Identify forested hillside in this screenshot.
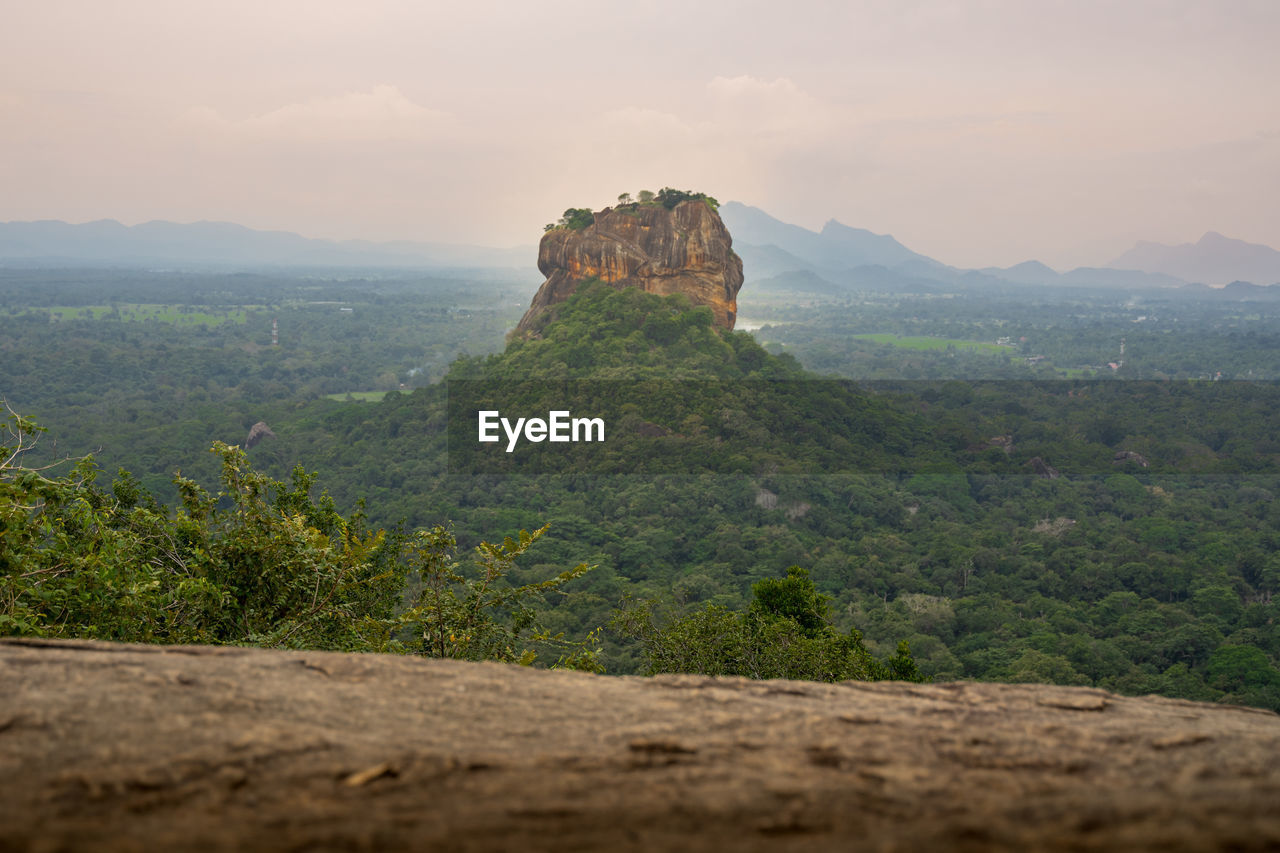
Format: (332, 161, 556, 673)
(3, 268, 1279, 708)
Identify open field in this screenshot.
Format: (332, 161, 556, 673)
(322, 390, 408, 402)
(851, 333, 1011, 354)
(27, 304, 254, 325)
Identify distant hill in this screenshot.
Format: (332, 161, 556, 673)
(1060, 267, 1189, 289)
(1110, 232, 1280, 286)
(0, 219, 534, 270)
(731, 243, 820, 279)
(719, 203, 944, 278)
(1220, 280, 1280, 300)
(721, 202, 1206, 294)
(745, 269, 843, 295)
(978, 260, 1062, 287)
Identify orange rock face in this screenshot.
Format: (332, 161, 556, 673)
(515, 200, 744, 334)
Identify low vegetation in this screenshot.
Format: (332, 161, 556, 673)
(544, 188, 721, 232)
(615, 566, 921, 682)
(1, 402, 919, 681)
(0, 406, 598, 668)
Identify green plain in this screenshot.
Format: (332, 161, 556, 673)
(34, 304, 251, 326)
(323, 390, 408, 402)
(851, 333, 1009, 354)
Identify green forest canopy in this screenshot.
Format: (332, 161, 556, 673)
(3, 268, 1279, 708)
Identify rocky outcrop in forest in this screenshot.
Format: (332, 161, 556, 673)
(515, 199, 744, 334)
(3, 638, 1279, 851)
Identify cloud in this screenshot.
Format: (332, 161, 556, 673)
(598, 107, 701, 141)
(706, 74, 803, 100)
(705, 75, 826, 140)
(596, 106, 691, 134)
(184, 85, 451, 142)
(598, 79, 821, 146)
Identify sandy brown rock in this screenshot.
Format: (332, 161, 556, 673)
(515, 201, 744, 334)
(244, 421, 275, 449)
(2, 638, 1279, 851)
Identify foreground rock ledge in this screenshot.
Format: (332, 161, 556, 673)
(2, 640, 1278, 852)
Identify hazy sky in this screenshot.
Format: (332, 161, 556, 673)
(2, 0, 1277, 270)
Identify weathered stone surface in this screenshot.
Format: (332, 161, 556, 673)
(244, 421, 275, 449)
(515, 201, 745, 334)
(3, 638, 1279, 851)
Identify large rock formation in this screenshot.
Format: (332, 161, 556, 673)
(515, 200, 745, 334)
(4, 638, 1280, 851)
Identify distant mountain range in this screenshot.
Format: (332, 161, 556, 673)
(719, 203, 1212, 294)
(718, 202, 944, 274)
(720, 203, 1280, 296)
(1109, 232, 1280, 287)
(3, 212, 1277, 295)
(0, 219, 534, 270)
